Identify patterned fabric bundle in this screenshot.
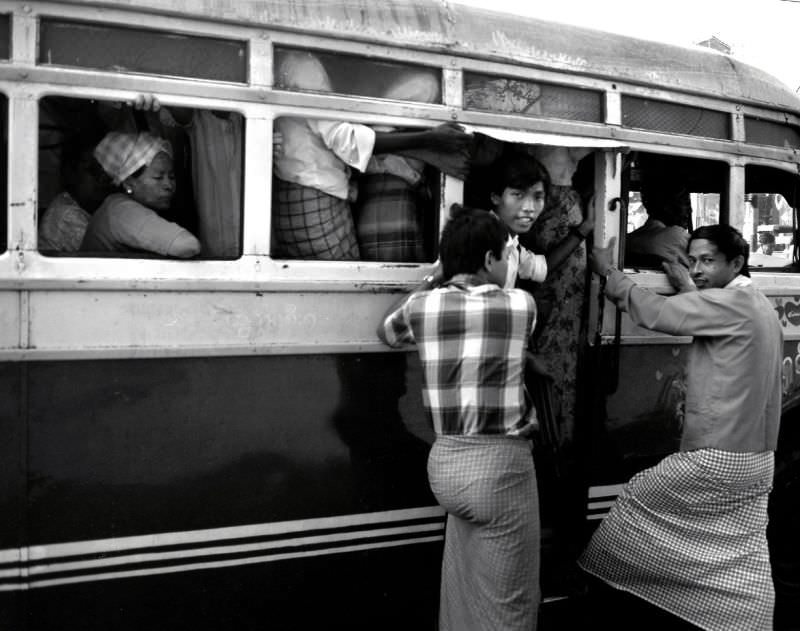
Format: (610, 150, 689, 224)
(579, 449, 775, 631)
(354, 173, 425, 262)
(273, 178, 360, 260)
(94, 131, 172, 185)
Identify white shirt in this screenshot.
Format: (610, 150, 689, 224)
(273, 118, 376, 200)
(504, 235, 547, 289)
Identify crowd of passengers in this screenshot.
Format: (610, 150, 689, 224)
(37, 50, 689, 268)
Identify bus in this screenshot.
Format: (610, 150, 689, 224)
(0, 1, 797, 628)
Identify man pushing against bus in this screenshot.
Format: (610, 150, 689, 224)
(377, 204, 541, 630)
(580, 225, 782, 631)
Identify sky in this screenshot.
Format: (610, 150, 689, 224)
(453, 0, 800, 94)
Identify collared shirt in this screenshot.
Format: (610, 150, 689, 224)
(605, 270, 782, 452)
(379, 274, 538, 437)
(273, 117, 376, 200)
(503, 235, 547, 289)
(625, 218, 689, 267)
(38, 192, 91, 252)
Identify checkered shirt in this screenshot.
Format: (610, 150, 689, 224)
(380, 274, 537, 436)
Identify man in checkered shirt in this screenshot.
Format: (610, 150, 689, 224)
(581, 224, 783, 631)
(378, 205, 541, 631)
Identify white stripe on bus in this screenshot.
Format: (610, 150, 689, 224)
(587, 484, 624, 499)
(587, 500, 616, 510)
(28, 523, 443, 575)
(23, 506, 445, 561)
(1, 535, 444, 591)
(586, 514, 607, 521)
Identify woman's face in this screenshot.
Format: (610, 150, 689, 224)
(127, 152, 176, 211)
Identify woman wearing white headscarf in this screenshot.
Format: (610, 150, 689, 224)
(81, 131, 201, 258)
(273, 51, 471, 261)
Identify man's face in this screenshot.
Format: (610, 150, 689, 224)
(688, 238, 741, 289)
(491, 181, 545, 235)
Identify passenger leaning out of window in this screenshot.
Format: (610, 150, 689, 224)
(81, 131, 201, 258)
(272, 50, 471, 261)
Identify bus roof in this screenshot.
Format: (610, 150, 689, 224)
(76, 0, 800, 113)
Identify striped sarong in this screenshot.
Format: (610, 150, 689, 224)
(579, 449, 775, 631)
(354, 173, 425, 262)
(273, 178, 360, 260)
(427, 435, 540, 631)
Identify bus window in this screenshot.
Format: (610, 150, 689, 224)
(621, 96, 731, 140)
(37, 96, 243, 259)
(743, 165, 799, 269)
(274, 47, 442, 103)
(271, 115, 442, 263)
(38, 19, 247, 83)
(464, 72, 603, 123)
(623, 151, 727, 268)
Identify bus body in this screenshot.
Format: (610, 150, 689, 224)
(0, 1, 798, 628)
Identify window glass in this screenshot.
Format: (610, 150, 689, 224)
(271, 115, 442, 263)
(623, 152, 727, 268)
(0, 14, 9, 60)
(621, 96, 730, 140)
(38, 19, 247, 83)
(274, 47, 441, 103)
(464, 72, 603, 122)
(743, 166, 798, 269)
(745, 117, 800, 150)
(38, 96, 243, 259)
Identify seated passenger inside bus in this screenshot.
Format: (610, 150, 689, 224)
(623, 153, 727, 270)
(272, 50, 471, 262)
(81, 131, 201, 258)
(38, 135, 114, 252)
(625, 175, 692, 268)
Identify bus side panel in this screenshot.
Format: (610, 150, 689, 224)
(25, 353, 434, 541)
(21, 353, 440, 628)
(588, 344, 685, 482)
(0, 363, 25, 628)
(593, 336, 800, 477)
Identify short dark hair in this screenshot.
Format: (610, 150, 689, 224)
(641, 178, 692, 229)
(440, 204, 508, 279)
(488, 152, 550, 197)
(690, 224, 750, 277)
